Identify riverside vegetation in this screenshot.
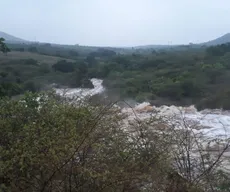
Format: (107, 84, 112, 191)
(1, 38, 230, 191)
(1, 39, 230, 109)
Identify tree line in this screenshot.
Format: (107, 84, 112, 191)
(3, 39, 230, 109)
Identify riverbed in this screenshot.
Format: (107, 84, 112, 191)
(55, 78, 230, 139)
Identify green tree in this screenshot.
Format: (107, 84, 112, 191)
(0, 38, 10, 54)
(23, 81, 38, 92)
(52, 60, 75, 73)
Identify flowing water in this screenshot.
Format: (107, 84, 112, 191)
(56, 79, 230, 139)
(55, 79, 230, 172)
(55, 78, 104, 98)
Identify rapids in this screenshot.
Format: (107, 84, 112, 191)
(55, 78, 104, 98)
(55, 79, 230, 139)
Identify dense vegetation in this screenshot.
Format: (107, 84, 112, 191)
(0, 92, 169, 191)
(1, 40, 230, 191)
(95, 43, 230, 109)
(2, 39, 230, 109)
(1, 92, 230, 192)
(100, 44, 230, 110)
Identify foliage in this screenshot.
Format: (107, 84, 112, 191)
(0, 92, 173, 192)
(206, 43, 230, 57)
(0, 38, 10, 54)
(0, 71, 22, 97)
(0, 92, 229, 191)
(3, 41, 230, 109)
(0, 55, 93, 98)
(92, 43, 230, 109)
(89, 48, 116, 58)
(52, 60, 75, 73)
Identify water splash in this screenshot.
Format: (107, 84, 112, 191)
(130, 103, 230, 138)
(55, 78, 104, 98)
(56, 79, 230, 138)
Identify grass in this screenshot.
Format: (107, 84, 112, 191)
(0, 51, 75, 65)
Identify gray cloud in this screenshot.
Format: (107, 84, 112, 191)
(1, 0, 230, 46)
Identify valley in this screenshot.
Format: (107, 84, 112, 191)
(1, 32, 230, 191)
(2, 0, 230, 190)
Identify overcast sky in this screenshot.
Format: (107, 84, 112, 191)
(1, 0, 230, 46)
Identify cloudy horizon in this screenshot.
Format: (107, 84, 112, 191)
(1, 0, 230, 46)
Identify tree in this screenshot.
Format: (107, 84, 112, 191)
(0, 38, 10, 55)
(0, 71, 22, 97)
(52, 60, 75, 73)
(86, 54, 96, 67)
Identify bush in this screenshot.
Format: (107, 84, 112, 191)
(39, 63, 51, 74)
(52, 60, 75, 73)
(23, 59, 38, 66)
(0, 92, 229, 191)
(81, 78, 94, 88)
(135, 92, 155, 102)
(157, 83, 183, 101)
(23, 81, 39, 92)
(0, 92, 172, 192)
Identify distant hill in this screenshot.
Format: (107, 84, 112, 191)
(201, 33, 230, 46)
(0, 31, 28, 43)
(133, 33, 230, 49)
(1, 30, 230, 48)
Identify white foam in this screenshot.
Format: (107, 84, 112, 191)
(55, 78, 105, 98)
(126, 102, 230, 139)
(185, 113, 230, 138)
(56, 79, 230, 139)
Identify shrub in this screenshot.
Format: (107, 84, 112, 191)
(52, 60, 75, 73)
(0, 92, 171, 191)
(23, 59, 38, 66)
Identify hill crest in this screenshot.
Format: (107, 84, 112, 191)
(0, 31, 27, 43)
(1, 31, 230, 47)
(200, 33, 230, 46)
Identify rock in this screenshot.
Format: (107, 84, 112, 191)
(135, 105, 154, 113)
(184, 105, 197, 114)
